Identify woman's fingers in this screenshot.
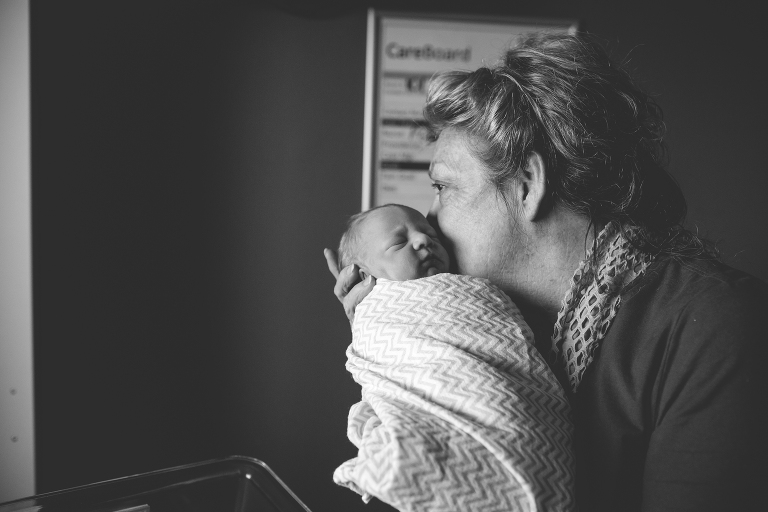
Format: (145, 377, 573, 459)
(325, 248, 376, 323)
(333, 263, 361, 303)
(324, 248, 340, 279)
(342, 275, 376, 323)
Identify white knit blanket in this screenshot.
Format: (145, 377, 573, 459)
(333, 274, 575, 512)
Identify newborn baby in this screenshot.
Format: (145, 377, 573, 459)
(337, 203, 450, 281)
(334, 204, 575, 512)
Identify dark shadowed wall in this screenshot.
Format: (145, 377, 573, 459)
(30, 0, 765, 510)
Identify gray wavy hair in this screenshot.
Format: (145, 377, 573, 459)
(424, 32, 714, 259)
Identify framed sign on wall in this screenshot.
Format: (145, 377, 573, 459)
(362, 10, 578, 215)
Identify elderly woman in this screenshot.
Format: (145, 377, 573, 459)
(326, 33, 767, 511)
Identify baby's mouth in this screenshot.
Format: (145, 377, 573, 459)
(422, 254, 441, 269)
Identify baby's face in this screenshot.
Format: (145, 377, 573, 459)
(358, 205, 450, 281)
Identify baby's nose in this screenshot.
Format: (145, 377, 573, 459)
(413, 234, 432, 250)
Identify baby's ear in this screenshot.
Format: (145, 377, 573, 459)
(358, 269, 370, 281)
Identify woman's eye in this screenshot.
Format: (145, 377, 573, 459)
(431, 183, 445, 193)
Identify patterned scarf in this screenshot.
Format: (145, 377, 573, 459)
(549, 223, 654, 394)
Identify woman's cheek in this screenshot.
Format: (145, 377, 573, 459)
(451, 245, 477, 276)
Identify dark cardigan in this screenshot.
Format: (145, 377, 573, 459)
(572, 257, 768, 512)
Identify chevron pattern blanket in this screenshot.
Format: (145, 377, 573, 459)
(333, 274, 575, 512)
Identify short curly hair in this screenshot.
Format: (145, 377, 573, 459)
(424, 32, 712, 258)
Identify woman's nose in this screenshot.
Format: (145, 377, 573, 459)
(427, 198, 439, 219)
(426, 211, 446, 242)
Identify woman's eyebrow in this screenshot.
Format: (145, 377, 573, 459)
(429, 160, 454, 181)
(428, 161, 441, 179)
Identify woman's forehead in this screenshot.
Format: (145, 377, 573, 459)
(430, 129, 488, 182)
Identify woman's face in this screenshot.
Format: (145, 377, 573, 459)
(427, 129, 524, 287)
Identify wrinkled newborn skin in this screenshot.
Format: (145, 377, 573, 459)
(357, 205, 451, 281)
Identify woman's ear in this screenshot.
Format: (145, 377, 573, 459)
(518, 151, 548, 222)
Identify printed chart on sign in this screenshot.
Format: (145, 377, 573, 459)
(364, 12, 577, 215)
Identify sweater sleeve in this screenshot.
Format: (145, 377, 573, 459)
(640, 277, 768, 512)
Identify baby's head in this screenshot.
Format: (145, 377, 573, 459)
(338, 204, 451, 281)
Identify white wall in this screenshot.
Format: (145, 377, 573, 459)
(0, 0, 35, 501)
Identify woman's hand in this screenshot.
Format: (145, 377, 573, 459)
(324, 248, 376, 324)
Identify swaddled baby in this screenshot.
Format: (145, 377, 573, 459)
(333, 204, 575, 512)
(336, 202, 451, 282)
